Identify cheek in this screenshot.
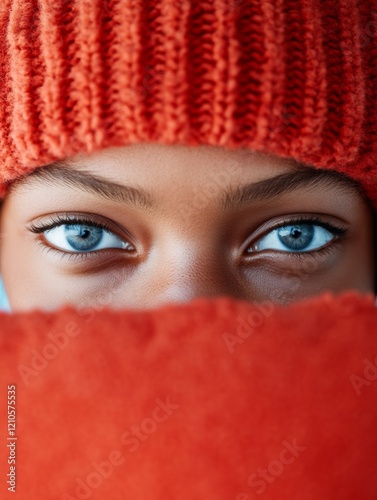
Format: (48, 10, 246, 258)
(239, 259, 329, 304)
(338, 218, 376, 292)
(239, 241, 375, 304)
(0, 233, 50, 311)
(331, 203, 376, 293)
(0, 205, 66, 311)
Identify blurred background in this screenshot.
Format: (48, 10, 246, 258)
(0, 277, 10, 311)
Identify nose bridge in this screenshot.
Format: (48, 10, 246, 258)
(147, 238, 234, 304)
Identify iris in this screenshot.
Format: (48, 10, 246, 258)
(65, 225, 103, 251)
(277, 224, 314, 251)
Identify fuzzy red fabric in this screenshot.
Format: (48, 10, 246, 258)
(1, 291, 377, 499)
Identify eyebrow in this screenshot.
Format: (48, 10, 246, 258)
(220, 167, 363, 211)
(23, 159, 154, 210)
(20, 158, 363, 212)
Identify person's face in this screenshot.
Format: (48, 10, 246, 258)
(0, 144, 375, 312)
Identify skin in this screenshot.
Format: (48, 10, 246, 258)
(0, 143, 375, 312)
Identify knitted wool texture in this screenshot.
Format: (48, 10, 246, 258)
(0, 0, 376, 206)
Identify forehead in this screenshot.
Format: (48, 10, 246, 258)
(68, 143, 299, 188)
(8, 143, 365, 220)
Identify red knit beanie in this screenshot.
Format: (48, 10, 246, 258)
(0, 0, 376, 207)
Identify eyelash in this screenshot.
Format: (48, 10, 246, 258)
(29, 214, 111, 234)
(29, 214, 128, 262)
(245, 215, 348, 258)
(28, 214, 348, 262)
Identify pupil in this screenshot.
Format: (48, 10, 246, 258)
(65, 224, 103, 251)
(292, 229, 301, 238)
(278, 224, 314, 251)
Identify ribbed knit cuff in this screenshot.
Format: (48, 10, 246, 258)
(0, 0, 376, 206)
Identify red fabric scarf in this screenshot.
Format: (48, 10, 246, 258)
(1, 292, 377, 499)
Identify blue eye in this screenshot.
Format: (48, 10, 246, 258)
(250, 223, 336, 253)
(43, 223, 133, 253)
